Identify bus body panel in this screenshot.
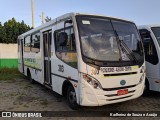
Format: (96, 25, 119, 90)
(49, 18, 79, 97)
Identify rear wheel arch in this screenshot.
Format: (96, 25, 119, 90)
(27, 68, 31, 78)
(27, 68, 35, 84)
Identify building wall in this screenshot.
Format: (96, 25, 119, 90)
(0, 43, 18, 68)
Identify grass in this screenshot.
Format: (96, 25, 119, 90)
(0, 68, 25, 80)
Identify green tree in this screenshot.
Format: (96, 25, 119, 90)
(0, 18, 32, 43)
(0, 22, 3, 43)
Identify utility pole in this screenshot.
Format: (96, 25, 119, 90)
(31, 0, 35, 28)
(42, 12, 44, 24)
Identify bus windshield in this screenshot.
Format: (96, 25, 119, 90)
(151, 27, 160, 45)
(76, 16, 143, 62)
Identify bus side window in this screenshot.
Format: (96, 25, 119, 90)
(24, 36, 31, 52)
(139, 29, 158, 65)
(55, 27, 77, 68)
(31, 32, 40, 53)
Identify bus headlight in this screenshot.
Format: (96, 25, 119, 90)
(140, 66, 145, 73)
(138, 73, 145, 84)
(82, 74, 102, 89)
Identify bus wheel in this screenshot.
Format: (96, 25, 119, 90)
(143, 78, 149, 95)
(67, 85, 79, 110)
(144, 78, 149, 91)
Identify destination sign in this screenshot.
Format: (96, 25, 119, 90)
(100, 66, 137, 73)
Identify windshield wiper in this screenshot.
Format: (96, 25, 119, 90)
(114, 31, 138, 64)
(119, 39, 138, 64)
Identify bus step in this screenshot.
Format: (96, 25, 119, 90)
(44, 84, 52, 90)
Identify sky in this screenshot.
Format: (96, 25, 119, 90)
(0, 0, 160, 27)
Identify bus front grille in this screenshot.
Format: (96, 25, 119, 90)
(102, 84, 137, 91)
(106, 95, 133, 101)
(103, 72, 137, 77)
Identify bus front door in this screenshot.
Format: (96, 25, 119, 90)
(43, 31, 52, 86)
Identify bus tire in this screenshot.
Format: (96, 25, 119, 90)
(144, 78, 149, 91)
(67, 85, 79, 110)
(27, 70, 35, 84)
(143, 78, 149, 95)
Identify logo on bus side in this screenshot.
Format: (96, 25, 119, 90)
(120, 80, 126, 86)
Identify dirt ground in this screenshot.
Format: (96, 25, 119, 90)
(0, 78, 160, 120)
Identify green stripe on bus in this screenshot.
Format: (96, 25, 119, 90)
(0, 59, 18, 68)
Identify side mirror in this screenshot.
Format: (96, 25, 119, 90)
(139, 29, 150, 36)
(65, 19, 72, 24)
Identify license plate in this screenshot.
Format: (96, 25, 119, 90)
(117, 89, 128, 96)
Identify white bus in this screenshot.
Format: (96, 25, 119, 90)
(18, 13, 145, 109)
(138, 25, 160, 92)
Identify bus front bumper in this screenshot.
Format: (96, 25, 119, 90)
(79, 82, 144, 106)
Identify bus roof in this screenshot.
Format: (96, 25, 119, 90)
(138, 24, 160, 29)
(18, 12, 134, 38)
